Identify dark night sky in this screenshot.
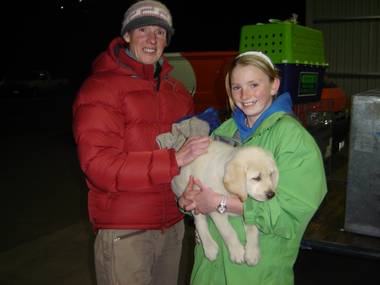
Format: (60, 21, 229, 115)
(1, 0, 305, 82)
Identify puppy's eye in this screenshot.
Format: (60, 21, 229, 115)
(251, 175, 261, 182)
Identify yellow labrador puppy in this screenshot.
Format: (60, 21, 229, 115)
(172, 140, 279, 266)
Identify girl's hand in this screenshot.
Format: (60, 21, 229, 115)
(178, 176, 200, 211)
(190, 178, 220, 215)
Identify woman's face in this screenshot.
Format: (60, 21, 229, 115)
(123, 25, 167, 65)
(230, 64, 279, 127)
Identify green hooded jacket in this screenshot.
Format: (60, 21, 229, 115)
(190, 110, 327, 285)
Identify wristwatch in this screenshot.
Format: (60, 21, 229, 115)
(217, 195, 227, 214)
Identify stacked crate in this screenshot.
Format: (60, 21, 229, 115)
(239, 21, 328, 103)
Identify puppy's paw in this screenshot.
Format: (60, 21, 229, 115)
(229, 244, 245, 264)
(245, 246, 261, 266)
(203, 240, 219, 261)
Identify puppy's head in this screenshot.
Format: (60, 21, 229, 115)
(223, 147, 279, 202)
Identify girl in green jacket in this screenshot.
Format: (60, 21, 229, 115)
(179, 51, 327, 285)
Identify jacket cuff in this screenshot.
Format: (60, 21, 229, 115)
(243, 198, 291, 239)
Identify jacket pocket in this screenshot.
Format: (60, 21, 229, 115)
(112, 229, 146, 242)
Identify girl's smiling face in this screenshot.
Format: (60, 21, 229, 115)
(230, 64, 279, 127)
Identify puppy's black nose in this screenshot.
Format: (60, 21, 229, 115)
(266, 191, 275, 199)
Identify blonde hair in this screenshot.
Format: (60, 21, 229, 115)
(225, 52, 280, 111)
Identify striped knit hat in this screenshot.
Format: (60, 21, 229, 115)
(121, 0, 174, 44)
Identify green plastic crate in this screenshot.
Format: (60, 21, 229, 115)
(239, 21, 328, 66)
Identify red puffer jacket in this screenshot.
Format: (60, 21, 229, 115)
(72, 37, 194, 231)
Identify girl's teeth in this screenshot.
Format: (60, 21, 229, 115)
(243, 101, 257, 106)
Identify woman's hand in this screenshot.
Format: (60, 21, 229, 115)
(175, 136, 210, 167)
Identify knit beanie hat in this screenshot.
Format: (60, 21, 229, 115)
(121, 0, 174, 45)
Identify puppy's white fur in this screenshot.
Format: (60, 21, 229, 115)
(172, 140, 279, 265)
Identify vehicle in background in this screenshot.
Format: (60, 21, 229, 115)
(165, 18, 349, 163)
(0, 69, 70, 97)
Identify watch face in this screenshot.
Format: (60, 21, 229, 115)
(217, 204, 226, 214)
(217, 196, 227, 214)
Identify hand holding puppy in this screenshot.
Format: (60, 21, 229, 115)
(175, 136, 210, 167)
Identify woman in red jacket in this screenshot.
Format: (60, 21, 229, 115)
(72, 1, 209, 284)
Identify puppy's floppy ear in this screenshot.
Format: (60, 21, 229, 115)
(223, 162, 248, 202)
(270, 162, 280, 189)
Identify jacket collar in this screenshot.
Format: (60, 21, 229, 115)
(213, 109, 292, 144)
(92, 37, 173, 82)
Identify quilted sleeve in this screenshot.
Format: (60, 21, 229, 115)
(72, 77, 180, 193)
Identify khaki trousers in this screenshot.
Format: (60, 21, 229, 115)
(94, 220, 185, 285)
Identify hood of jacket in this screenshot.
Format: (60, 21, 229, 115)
(232, 92, 293, 141)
